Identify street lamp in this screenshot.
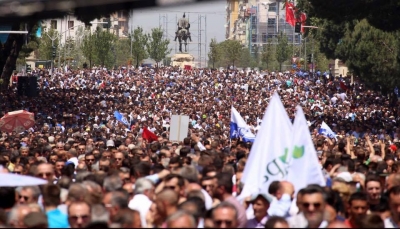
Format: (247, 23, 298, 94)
(45, 21, 107, 74)
(302, 26, 319, 74)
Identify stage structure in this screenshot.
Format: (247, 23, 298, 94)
(159, 13, 207, 68)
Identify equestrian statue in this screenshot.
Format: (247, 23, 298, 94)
(174, 13, 192, 53)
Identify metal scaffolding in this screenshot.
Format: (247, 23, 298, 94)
(159, 13, 207, 68)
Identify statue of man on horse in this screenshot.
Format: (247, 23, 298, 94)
(174, 13, 192, 53)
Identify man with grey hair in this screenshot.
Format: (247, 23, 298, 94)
(166, 210, 197, 228)
(103, 190, 129, 219)
(16, 186, 41, 205)
(103, 175, 123, 192)
(128, 178, 155, 228)
(7, 204, 32, 227)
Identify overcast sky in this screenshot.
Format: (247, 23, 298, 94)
(129, 1, 226, 61)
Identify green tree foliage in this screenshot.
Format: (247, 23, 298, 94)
(276, 33, 290, 71)
(296, 0, 400, 32)
(80, 30, 96, 68)
(208, 38, 221, 68)
(336, 20, 400, 89)
(93, 27, 116, 67)
(261, 39, 275, 70)
(219, 40, 242, 67)
(130, 27, 148, 67)
(17, 23, 40, 66)
(37, 28, 59, 60)
(146, 27, 170, 66)
(115, 38, 131, 67)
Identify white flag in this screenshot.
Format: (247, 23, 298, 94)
(239, 92, 292, 200)
(319, 121, 337, 140)
(230, 106, 255, 142)
(287, 106, 326, 193)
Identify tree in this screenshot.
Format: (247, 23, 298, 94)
(130, 27, 148, 68)
(220, 40, 242, 67)
(17, 23, 40, 67)
(80, 30, 96, 68)
(208, 38, 221, 69)
(335, 19, 400, 89)
(114, 38, 131, 67)
(93, 27, 116, 67)
(296, 0, 400, 32)
(37, 28, 59, 61)
(146, 27, 170, 66)
(276, 32, 290, 71)
(261, 39, 275, 70)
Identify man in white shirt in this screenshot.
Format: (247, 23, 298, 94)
(128, 178, 155, 228)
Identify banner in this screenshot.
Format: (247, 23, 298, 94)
(287, 106, 326, 193)
(114, 111, 130, 127)
(230, 106, 255, 142)
(239, 92, 293, 200)
(319, 121, 337, 140)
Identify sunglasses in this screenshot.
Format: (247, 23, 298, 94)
(37, 172, 53, 178)
(214, 220, 233, 227)
(202, 184, 214, 189)
(18, 195, 29, 201)
(13, 171, 22, 174)
(115, 158, 123, 161)
(69, 215, 90, 222)
(86, 159, 95, 162)
(302, 202, 322, 209)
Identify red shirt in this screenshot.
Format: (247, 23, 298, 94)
(344, 219, 356, 228)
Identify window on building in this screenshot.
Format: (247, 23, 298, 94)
(267, 18, 276, 25)
(252, 34, 257, 42)
(50, 20, 57, 30)
(68, 21, 74, 30)
(262, 33, 267, 43)
(269, 3, 277, 12)
(118, 11, 123, 18)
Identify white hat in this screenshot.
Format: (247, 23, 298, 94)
(336, 172, 353, 183)
(106, 140, 115, 147)
(128, 144, 136, 150)
(48, 136, 55, 143)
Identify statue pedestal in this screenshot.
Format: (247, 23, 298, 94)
(171, 53, 195, 68)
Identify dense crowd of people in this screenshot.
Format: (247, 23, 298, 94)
(0, 65, 400, 228)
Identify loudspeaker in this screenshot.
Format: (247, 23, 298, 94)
(17, 77, 29, 97)
(17, 77, 37, 97)
(27, 77, 38, 97)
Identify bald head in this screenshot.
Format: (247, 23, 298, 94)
(387, 174, 400, 190)
(157, 189, 179, 207)
(327, 221, 350, 228)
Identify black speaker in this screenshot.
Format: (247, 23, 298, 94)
(17, 77, 29, 97)
(27, 77, 38, 97)
(17, 77, 37, 97)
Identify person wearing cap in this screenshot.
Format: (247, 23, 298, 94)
(245, 193, 272, 228)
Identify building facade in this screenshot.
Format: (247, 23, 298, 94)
(226, 0, 301, 55)
(41, 10, 130, 45)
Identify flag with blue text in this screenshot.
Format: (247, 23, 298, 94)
(230, 106, 256, 142)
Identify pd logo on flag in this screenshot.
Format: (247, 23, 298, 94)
(263, 145, 304, 183)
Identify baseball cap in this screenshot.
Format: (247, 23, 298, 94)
(249, 192, 273, 203)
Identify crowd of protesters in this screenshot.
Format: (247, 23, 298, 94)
(0, 65, 400, 228)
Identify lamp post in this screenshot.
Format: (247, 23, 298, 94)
(301, 26, 319, 74)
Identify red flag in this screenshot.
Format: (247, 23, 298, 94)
(340, 81, 348, 91)
(142, 127, 158, 143)
(299, 13, 307, 33)
(285, 2, 296, 27)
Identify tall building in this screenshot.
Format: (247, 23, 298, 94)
(41, 10, 130, 45)
(226, 0, 301, 54)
